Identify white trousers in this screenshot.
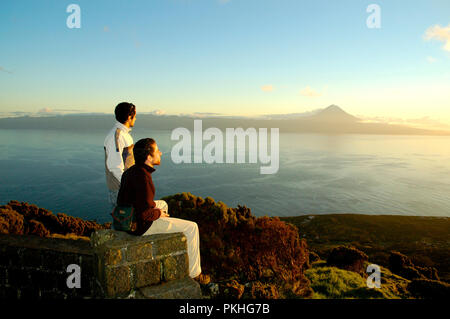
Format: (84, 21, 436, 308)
(108, 190, 119, 209)
(143, 200, 202, 278)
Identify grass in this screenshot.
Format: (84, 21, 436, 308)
(306, 261, 411, 299)
(280, 214, 450, 282)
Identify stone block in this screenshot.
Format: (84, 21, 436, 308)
(138, 277, 202, 299)
(152, 234, 187, 257)
(134, 260, 161, 288)
(90, 230, 193, 299)
(0, 267, 7, 286)
(90, 229, 118, 248)
(127, 243, 153, 263)
(19, 286, 41, 299)
(162, 253, 189, 282)
(3, 246, 22, 267)
(7, 268, 31, 288)
(104, 265, 131, 298)
(0, 247, 9, 267)
(0, 286, 19, 299)
(40, 289, 66, 299)
(79, 254, 95, 278)
(91, 229, 141, 249)
(40, 250, 69, 271)
(79, 275, 95, 297)
(55, 270, 76, 292)
(21, 248, 43, 268)
(30, 270, 58, 290)
(103, 248, 123, 266)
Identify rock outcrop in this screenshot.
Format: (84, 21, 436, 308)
(326, 246, 368, 275)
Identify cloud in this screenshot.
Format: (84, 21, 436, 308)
(188, 112, 223, 118)
(405, 116, 450, 129)
(427, 56, 437, 63)
(176, 112, 246, 119)
(299, 86, 322, 97)
(150, 109, 165, 115)
(0, 111, 31, 119)
(0, 110, 109, 119)
(52, 108, 83, 112)
(358, 115, 450, 130)
(424, 24, 450, 52)
(0, 66, 13, 74)
(261, 84, 273, 92)
(259, 109, 323, 120)
(38, 107, 53, 113)
(36, 108, 82, 115)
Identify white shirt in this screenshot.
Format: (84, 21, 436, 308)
(104, 121, 134, 182)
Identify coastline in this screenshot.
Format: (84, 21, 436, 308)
(1, 197, 449, 299)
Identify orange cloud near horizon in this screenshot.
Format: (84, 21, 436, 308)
(424, 24, 450, 52)
(261, 84, 274, 92)
(299, 86, 322, 97)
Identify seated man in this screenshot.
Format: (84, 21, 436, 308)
(117, 138, 202, 279)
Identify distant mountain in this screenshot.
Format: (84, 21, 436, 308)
(281, 105, 449, 135)
(0, 105, 449, 136)
(308, 105, 359, 123)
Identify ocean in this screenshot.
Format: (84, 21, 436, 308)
(1, 128, 449, 223)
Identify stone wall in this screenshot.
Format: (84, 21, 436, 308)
(0, 230, 201, 299)
(0, 233, 95, 299)
(91, 229, 201, 299)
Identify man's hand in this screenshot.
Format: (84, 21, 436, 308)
(160, 211, 170, 218)
(155, 208, 170, 218)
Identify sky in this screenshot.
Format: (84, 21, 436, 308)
(1, 0, 449, 129)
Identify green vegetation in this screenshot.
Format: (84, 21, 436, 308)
(306, 261, 410, 299)
(280, 214, 450, 282)
(2, 198, 449, 299)
(0, 200, 110, 240)
(161, 192, 312, 298)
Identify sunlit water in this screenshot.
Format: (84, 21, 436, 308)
(1, 128, 449, 223)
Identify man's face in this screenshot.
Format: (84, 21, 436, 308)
(129, 114, 137, 127)
(150, 143, 162, 166)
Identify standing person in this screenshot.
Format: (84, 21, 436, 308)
(117, 138, 202, 279)
(104, 102, 136, 209)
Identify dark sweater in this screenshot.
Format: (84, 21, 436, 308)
(117, 163, 161, 235)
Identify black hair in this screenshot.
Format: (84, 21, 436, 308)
(114, 102, 136, 124)
(133, 138, 156, 164)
